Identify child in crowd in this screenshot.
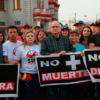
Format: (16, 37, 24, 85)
(69, 30, 85, 100)
(69, 30, 85, 51)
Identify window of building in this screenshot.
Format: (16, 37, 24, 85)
(15, 21, 21, 25)
(14, 0, 20, 9)
(0, 22, 5, 26)
(0, 0, 4, 10)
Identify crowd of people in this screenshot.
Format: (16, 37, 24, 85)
(0, 19, 100, 100)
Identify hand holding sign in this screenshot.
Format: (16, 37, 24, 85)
(59, 51, 66, 55)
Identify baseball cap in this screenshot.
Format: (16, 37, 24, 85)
(90, 23, 96, 26)
(95, 19, 100, 26)
(69, 30, 79, 36)
(62, 25, 69, 30)
(22, 23, 31, 28)
(74, 21, 85, 26)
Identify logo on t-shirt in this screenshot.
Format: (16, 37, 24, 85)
(13, 47, 18, 55)
(26, 50, 38, 65)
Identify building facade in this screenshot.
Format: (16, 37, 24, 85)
(0, 0, 60, 35)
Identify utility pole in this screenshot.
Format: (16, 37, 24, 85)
(96, 13, 99, 20)
(75, 13, 77, 23)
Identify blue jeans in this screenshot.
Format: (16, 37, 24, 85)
(47, 85, 67, 100)
(22, 73, 40, 100)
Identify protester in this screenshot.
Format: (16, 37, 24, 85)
(74, 21, 85, 41)
(17, 23, 31, 42)
(69, 30, 85, 51)
(10, 31, 40, 100)
(0, 31, 5, 44)
(37, 30, 47, 45)
(33, 26, 40, 36)
(89, 19, 100, 100)
(3, 26, 23, 100)
(90, 23, 96, 34)
(41, 21, 75, 100)
(69, 30, 85, 100)
(80, 26, 95, 100)
(61, 25, 69, 37)
(80, 26, 92, 49)
(36, 30, 48, 100)
(0, 43, 3, 100)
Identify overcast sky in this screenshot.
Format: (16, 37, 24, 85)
(58, 0, 100, 24)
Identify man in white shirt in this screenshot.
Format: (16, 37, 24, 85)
(3, 26, 22, 100)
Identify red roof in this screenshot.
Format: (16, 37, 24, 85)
(34, 18, 52, 21)
(48, 0, 60, 7)
(33, 12, 54, 17)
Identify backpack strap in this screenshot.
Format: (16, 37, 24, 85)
(21, 35, 24, 42)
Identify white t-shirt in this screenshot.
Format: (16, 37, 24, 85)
(14, 45, 41, 74)
(3, 40, 22, 61)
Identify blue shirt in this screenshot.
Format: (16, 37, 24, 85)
(74, 43, 85, 52)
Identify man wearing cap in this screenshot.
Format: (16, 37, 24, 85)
(17, 23, 31, 42)
(41, 21, 75, 100)
(74, 21, 85, 41)
(89, 19, 100, 100)
(32, 26, 40, 36)
(90, 23, 96, 34)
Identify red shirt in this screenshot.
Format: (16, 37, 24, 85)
(16, 35, 25, 42)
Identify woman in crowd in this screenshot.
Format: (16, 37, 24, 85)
(10, 31, 41, 100)
(37, 30, 48, 46)
(37, 30, 48, 100)
(80, 26, 92, 49)
(0, 31, 5, 44)
(80, 26, 95, 100)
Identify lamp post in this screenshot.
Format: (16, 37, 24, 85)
(96, 13, 99, 20)
(75, 13, 77, 23)
(69, 13, 77, 28)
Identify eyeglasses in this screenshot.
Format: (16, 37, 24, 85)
(51, 26, 60, 28)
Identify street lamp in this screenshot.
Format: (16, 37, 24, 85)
(96, 13, 99, 20)
(69, 13, 77, 28)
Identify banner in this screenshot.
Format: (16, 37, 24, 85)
(84, 49, 100, 82)
(0, 64, 19, 97)
(36, 53, 91, 87)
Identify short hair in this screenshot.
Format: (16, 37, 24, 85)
(49, 21, 61, 28)
(7, 25, 18, 32)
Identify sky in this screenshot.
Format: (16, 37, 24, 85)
(58, 0, 100, 24)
